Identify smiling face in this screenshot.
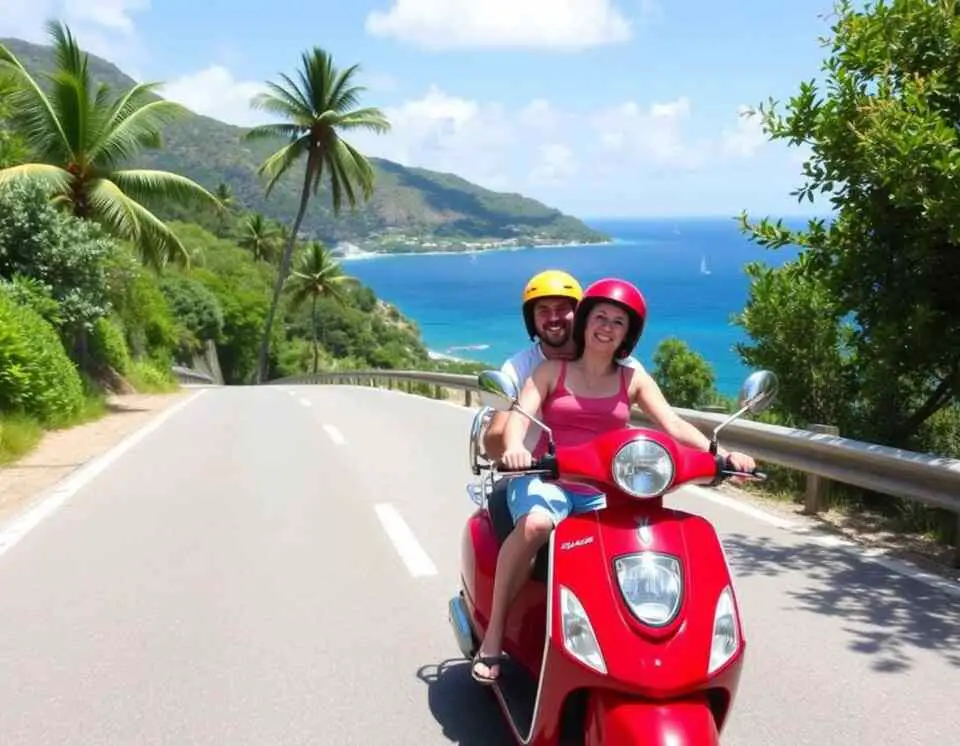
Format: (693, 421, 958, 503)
(533, 297, 576, 348)
(584, 301, 630, 355)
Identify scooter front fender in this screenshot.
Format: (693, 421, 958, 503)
(584, 690, 719, 746)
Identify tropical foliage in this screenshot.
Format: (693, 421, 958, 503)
(0, 21, 220, 268)
(735, 0, 960, 542)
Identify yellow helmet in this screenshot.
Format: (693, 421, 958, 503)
(521, 269, 583, 339)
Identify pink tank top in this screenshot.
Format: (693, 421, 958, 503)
(532, 362, 633, 459)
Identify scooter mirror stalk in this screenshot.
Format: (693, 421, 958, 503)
(710, 370, 779, 454)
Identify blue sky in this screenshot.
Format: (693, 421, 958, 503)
(1, 0, 837, 219)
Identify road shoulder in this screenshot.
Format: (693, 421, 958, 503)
(0, 390, 194, 525)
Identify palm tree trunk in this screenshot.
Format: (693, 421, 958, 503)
(253, 151, 317, 384)
(311, 293, 319, 374)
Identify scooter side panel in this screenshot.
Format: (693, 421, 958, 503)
(461, 509, 497, 626)
(462, 508, 549, 676)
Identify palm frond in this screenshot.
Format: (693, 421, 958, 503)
(327, 62, 363, 112)
(242, 122, 302, 144)
(256, 136, 310, 196)
(0, 162, 72, 194)
(0, 43, 70, 160)
(110, 168, 220, 212)
(103, 81, 166, 134)
(324, 137, 376, 211)
(334, 107, 391, 134)
(90, 99, 189, 166)
(251, 78, 315, 121)
(88, 177, 190, 268)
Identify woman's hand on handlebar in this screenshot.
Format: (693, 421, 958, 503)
(501, 445, 533, 470)
(725, 451, 756, 473)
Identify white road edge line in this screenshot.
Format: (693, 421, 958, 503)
(0, 389, 208, 559)
(684, 484, 960, 599)
(322, 424, 346, 445)
(373, 503, 438, 577)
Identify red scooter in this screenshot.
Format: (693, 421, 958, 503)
(448, 369, 778, 745)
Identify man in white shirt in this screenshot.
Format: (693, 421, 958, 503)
(482, 269, 583, 458)
(482, 269, 640, 458)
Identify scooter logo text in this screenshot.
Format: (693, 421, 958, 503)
(560, 536, 595, 551)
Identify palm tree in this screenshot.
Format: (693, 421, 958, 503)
(236, 212, 280, 263)
(213, 182, 235, 236)
(242, 46, 390, 383)
(0, 21, 220, 268)
(287, 241, 354, 374)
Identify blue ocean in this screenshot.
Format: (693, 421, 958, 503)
(341, 217, 804, 396)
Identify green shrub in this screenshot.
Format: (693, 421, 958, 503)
(0, 291, 85, 424)
(103, 245, 179, 362)
(158, 273, 225, 357)
(89, 315, 132, 374)
(126, 360, 178, 393)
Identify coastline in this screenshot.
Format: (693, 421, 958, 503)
(334, 237, 615, 261)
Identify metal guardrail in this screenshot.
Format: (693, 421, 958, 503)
(271, 369, 960, 563)
(171, 365, 216, 384)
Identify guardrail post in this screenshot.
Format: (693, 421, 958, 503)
(954, 515, 960, 568)
(804, 424, 840, 514)
(465, 389, 472, 407)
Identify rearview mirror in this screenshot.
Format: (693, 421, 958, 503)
(738, 370, 779, 414)
(476, 370, 517, 412)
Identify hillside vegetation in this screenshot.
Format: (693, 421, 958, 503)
(0, 37, 607, 252)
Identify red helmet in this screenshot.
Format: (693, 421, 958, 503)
(572, 278, 648, 359)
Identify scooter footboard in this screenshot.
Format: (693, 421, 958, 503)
(583, 690, 719, 746)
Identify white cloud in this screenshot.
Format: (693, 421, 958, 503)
(528, 144, 579, 186)
(720, 105, 767, 158)
(590, 97, 705, 169)
(364, 0, 632, 51)
(160, 66, 268, 127)
(61, 0, 148, 34)
(360, 85, 517, 188)
(0, 0, 150, 74)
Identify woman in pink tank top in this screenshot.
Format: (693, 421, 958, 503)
(472, 277, 758, 685)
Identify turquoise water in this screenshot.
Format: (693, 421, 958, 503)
(341, 217, 802, 396)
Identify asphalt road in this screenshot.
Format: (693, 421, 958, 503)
(0, 384, 957, 745)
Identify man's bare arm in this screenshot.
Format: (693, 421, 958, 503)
(481, 411, 511, 460)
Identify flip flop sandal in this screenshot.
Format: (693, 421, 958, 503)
(471, 653, 508, 685)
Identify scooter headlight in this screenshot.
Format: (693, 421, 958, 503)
(611, 438, 675, 497)
(614, 552, 683, 627)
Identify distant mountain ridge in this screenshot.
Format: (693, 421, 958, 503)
(0, 37, 609, 252)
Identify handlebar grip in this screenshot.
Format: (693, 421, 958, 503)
(709, 454, 765, 485)
(495, 454, 559, 479)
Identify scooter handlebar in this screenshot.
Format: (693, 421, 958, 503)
(715, 453, 766, 482)
(483, 453, 560, 479)
(482, 450, 763, 486)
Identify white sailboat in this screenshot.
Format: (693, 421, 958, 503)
(700, 255, 711, 275)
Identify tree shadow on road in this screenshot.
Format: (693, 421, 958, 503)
(416, 658, 513, 745)
(723, 532, 960, 673)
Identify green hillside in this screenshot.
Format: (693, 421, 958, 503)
(0, 37, 608, 253)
